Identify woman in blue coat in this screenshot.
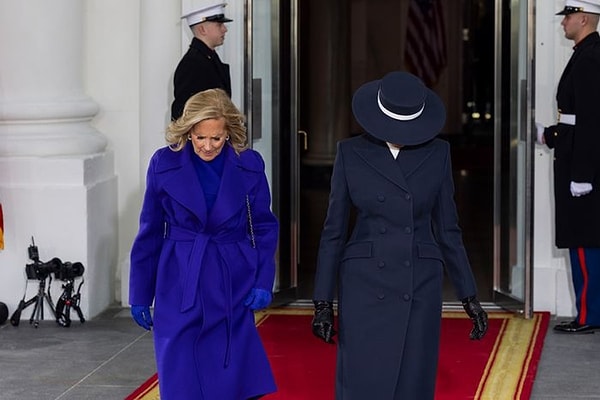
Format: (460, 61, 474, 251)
(129, 89, 278, 399)
(311, 71, 488, 399)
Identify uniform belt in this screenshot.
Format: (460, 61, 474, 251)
(558, 113, 576, 125)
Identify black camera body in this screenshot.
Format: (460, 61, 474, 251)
(25, 258, 62, 280)
(24, 238, 84, 281)
(54, 261, 85, 281)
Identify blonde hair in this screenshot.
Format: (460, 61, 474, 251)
(166, 89, 248, 153)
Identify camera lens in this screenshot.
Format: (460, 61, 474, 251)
(71, 262, 85, 277)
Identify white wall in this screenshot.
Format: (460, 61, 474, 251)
(84, 0, 143, 307)
(532, 0, 578, 316)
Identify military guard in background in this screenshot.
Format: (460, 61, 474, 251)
(536, 0, 600, 333)
(171, 2, 233, 120)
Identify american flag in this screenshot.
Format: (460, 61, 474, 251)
(404, 0, 447, 87)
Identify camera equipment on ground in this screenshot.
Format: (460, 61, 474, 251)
(10, 237, 85, 328)
(55, 273, 85, 327)
(0, 302, 8, 325)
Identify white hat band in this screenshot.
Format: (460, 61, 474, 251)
(377, 91, 424, 121)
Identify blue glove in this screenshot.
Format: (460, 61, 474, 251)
(244, 288, 272, 310)
(131, 305, 153, 330)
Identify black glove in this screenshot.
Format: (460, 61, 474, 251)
(461, 296, 488, 340)
(311, 300, 336, 344)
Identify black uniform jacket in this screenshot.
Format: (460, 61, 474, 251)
(313, 134, 477, 399)
(171, 37, 232, 120)
(543, 32, 600, 248)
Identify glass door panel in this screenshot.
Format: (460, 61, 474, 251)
(246, 0, 299, 298)
(493, 0, 534, 317)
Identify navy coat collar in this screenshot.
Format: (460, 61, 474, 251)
(353, 135, 436, 192)
(155, 144, 250, 229)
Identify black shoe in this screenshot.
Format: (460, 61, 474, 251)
(553, 320, 600, 334)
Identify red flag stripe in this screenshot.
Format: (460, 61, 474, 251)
(0, 202, 4, 250)
(405, 0, 447, 87)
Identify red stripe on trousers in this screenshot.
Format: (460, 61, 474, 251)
(578, 247, 589, 325)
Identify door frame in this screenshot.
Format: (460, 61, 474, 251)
(245, 0, 536, 315)
(492, 0, 535, 318)
(245, 0, 301, 304)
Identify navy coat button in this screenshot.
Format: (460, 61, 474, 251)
(404, 227, 412, 234)
(380, 227, 387, 234)
(405, 193, 411, 200)
(404, 260, 410, 267)
(377, 195, 385, 202)
(378, 261, 385, 268)
(402, 294, 411, 301)
(377, 294, 385, 300)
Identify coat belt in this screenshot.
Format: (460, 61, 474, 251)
(166, 224, 246, 368)
(166, 224, 246, 312)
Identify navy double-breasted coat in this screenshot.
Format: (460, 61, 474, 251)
(129, 143, 278, 400)
(313, 134, 478, 400)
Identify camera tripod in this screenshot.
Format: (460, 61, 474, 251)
(10, 275, 57, 328)
(55, 277, 85, 327)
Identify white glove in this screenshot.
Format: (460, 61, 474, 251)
(570, 181, 593, 197)
(535, 122, 545, 145)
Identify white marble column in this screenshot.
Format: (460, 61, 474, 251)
(0, 1, 117, 320)
(0, 1, 107, 156)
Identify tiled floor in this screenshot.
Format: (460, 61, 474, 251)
(1, 305, 600, 400)
(0, 307, 154, 400)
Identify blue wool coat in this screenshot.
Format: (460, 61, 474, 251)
(313, 134, 478, 400)
(129, 143, 278, 400)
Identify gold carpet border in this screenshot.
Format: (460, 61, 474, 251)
(130, 308, 545, 400)
(254, 307, 313, 326)
(136, 386, 159, 400)
(476, 312, 544, 399)
(128, 375, 160, 400)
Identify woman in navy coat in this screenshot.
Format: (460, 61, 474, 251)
(129, 89, 278, 399)
(311, 71, 488, 400)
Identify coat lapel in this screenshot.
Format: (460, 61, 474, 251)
(353, 137, 437, 193)
(398, 144, 436, 178)
(208, 146, 246, 228)
(354, 141, 410, 192)
(160, 144, 208, 223)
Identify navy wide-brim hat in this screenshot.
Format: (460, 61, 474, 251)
(352, 71, 446, 146)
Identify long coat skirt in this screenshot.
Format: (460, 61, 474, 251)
(313, 134, 478, 400)
(542, 31, 600, 248)
(129, 144, 278, 400)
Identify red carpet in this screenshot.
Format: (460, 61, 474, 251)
(126, 309, 549, 400)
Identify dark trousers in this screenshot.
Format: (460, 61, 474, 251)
(569, 247, 600, 325)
